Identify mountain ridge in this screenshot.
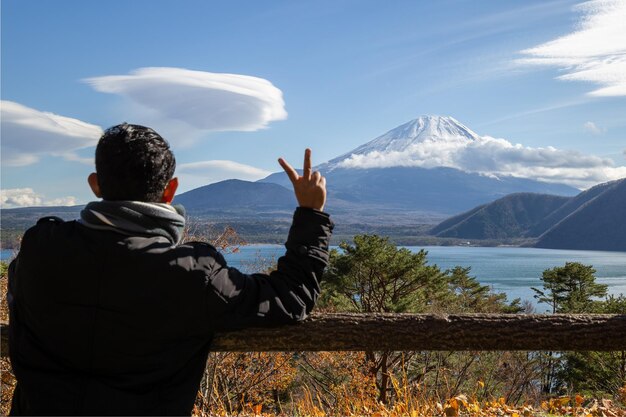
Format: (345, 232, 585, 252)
(430, 193, 571, 239)
(535, 179, 626, 251)
(430, 178, 626, 251)
(174, 179, 296, 212)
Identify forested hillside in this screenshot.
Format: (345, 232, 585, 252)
(430, 178, 626, 251)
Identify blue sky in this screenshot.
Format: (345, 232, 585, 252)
(2, 0, 625, 207)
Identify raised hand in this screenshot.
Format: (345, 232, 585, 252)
(278, 148, 327, 211)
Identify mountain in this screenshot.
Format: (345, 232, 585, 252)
(527, 180, 619, 237)
(430, 193, 570, 239)
(430, 178, 626, 251)
(261, 115, 579, 215)
(174, 179, 296, 213)
(535, 179, 626, 251)
(325, 115, 480, 168)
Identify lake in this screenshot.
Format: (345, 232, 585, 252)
(223, 245, 626, 310)
(2, 245, 625, 311)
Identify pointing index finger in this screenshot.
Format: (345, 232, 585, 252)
(303, 148, 312, 180)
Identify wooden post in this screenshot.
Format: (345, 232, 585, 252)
(2, 313, 625, 357)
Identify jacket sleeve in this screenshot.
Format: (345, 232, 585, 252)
(204, 207, 333, 330)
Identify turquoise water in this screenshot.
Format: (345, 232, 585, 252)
(3, 245, 625, 309)
(223, 245, 626, 309)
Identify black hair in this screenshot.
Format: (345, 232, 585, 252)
(95, 123, 176, 202)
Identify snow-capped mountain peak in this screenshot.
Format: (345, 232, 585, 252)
(327, 115, 479, 167)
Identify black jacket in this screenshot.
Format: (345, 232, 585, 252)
(8, 207, 333, 415)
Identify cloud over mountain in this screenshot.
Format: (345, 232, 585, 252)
(1, 101, 102, 166)
(335, 116, 626, 189)
(518, 0, 626, 97)
(176, 160, 271, 192)
(0, 188, 77, 208)
(84, 67, 287, 141)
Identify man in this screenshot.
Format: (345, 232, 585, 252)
(8, 123, 333, 415)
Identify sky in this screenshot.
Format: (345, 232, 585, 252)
(1, 0, 625, 207)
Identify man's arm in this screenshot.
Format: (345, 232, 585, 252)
(206, 207, 332, 329)
(203, 149, 332, 329)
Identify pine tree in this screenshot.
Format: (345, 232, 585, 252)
(531, 262, 610, 395)
(531, 262, 607, 313)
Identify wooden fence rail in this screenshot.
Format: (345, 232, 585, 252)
(2, 313, 626, 357)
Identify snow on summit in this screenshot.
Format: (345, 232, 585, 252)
(328, 115, 626, 189)
(369, 115, 481, 148)
(329, 115, 478, 166)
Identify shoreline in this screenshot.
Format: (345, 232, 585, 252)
(3, 242, 626, 259)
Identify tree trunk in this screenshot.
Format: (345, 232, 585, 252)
(378, 352, 389, 404)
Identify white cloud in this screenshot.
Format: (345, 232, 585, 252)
(518, 0, 626, 97)
(583, 121, 605, 135)
(1, 100, 102, 167)
(84, 67, 287, 144)
(176, 160, 272, 192)
(0, 188, 77, 208)
(337, 135, 626, 189)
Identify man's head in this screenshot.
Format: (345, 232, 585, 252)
(88, 123, 178, 203)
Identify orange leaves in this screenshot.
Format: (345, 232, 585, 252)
(442, 394, 472, 417)
(540, 396, 572, 414)
(535, 395, 626, 417)
(282, 350, 626, 417)
(443, 398, 459, 416)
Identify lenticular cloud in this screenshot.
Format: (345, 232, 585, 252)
(1, 100, 102, 166)
(84, 67, 288, 132)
